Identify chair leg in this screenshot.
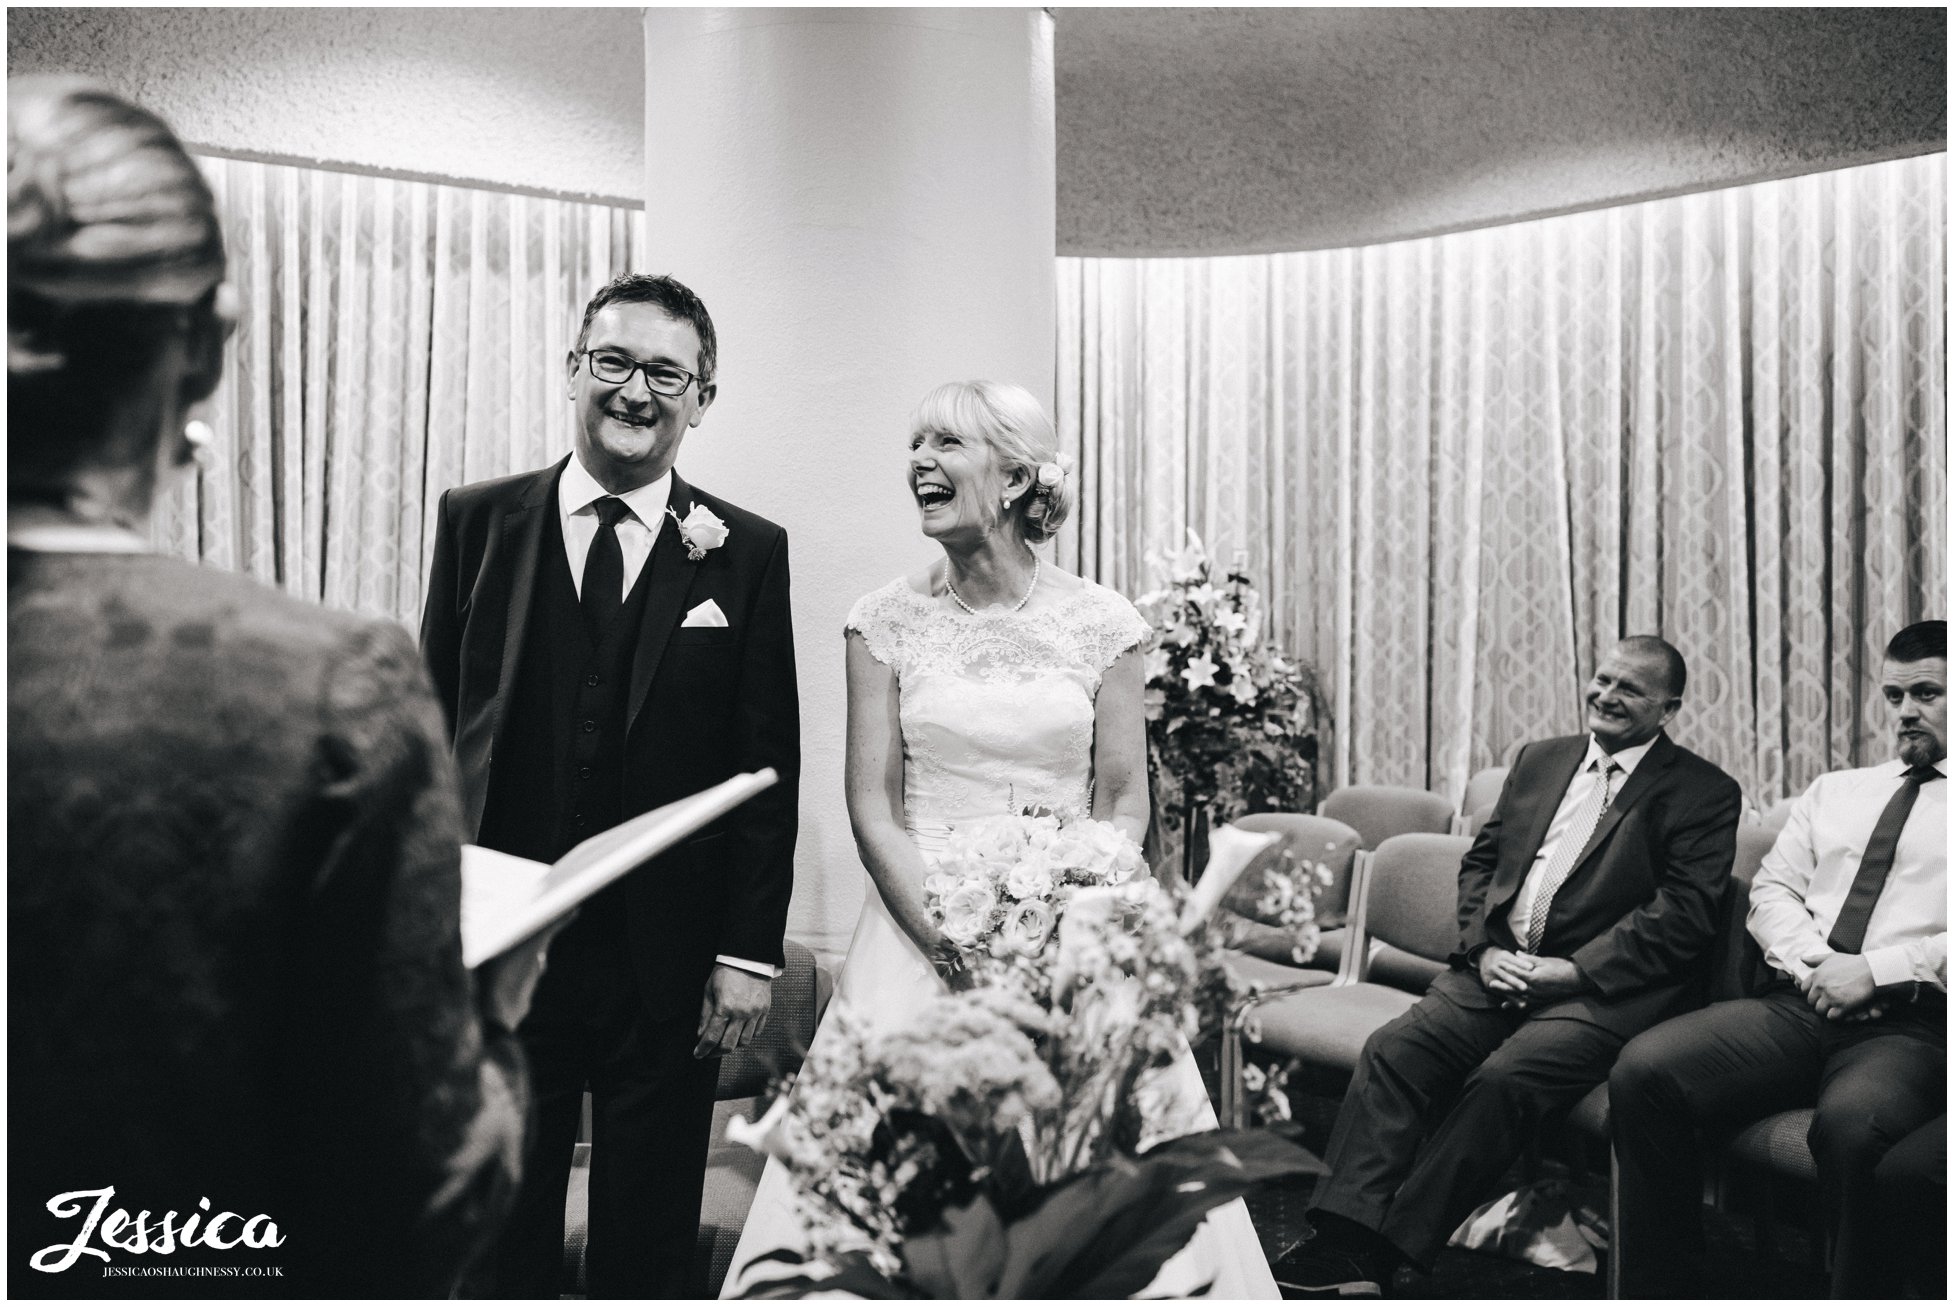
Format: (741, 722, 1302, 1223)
(1605, 1146, 1623, 1300)
(1219, 1013, 1245, 1130)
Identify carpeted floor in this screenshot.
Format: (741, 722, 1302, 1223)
(1239, 1068, 1830, 1300)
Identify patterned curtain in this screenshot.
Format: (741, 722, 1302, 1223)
(1057, 153, 1947, 809)
(156, 155, 647, 627)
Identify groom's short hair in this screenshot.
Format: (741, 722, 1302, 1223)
(574, 273, 718, 385)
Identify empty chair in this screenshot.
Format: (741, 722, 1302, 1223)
(1456, 765, 1510, 834)
(1321, 784, 1457, 852)
(1221, 812, 1364, 987)
(1757, 796, 1798, 835)
(1239, 833, 1473, 1077)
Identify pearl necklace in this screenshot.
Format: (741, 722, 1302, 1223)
(945, 556, 1040, 616)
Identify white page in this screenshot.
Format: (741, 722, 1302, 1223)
(458, 768, 777, 968)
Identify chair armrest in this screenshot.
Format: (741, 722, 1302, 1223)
(1339, 850, 1377, 985)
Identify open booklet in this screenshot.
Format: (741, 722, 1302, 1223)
(459, 768, 778, 968)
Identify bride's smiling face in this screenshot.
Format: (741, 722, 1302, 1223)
(909, 425, 1025, 543)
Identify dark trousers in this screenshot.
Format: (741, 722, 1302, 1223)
(1309, 972, 1628, 1268)
(484, 897, 720, 1299)
(1609, 983, 1946, 1298)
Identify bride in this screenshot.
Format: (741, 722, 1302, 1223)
(722, 380, 1278, 1299)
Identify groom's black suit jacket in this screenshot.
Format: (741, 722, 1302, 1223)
(1444, 730, 1741, 1036)
(420, 457, 799, 1020)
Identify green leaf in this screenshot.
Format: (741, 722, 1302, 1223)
(735, 1250, 916, 1299)
(900, 1193, 1008, 1298)
(1063, 1130, 1324, 1298)
(990, 1128, 1322, 1298)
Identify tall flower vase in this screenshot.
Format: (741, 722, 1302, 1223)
(1180, 797, 1210, 886)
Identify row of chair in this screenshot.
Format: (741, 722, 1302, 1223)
(1331, 768, 1801, 851)
(1217, 813, 1816, 1296)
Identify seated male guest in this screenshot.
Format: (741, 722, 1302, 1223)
(1280, 637, 1741, 1297)
(1611, 621, 1946, 1298)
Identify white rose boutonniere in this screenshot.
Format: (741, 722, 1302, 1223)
(670, 503, 730, 561)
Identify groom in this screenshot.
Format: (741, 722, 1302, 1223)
(421, 273, 800, 1297)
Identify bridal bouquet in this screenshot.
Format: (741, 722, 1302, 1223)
(731, 826, 1324, 1299)
(924, 811, 1150, 996)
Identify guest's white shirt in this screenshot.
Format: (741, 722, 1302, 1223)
(1748, 757, 1947, 990)
(557, 456, 667, 602)
(555, 455, 776, 982)
(1506, 734, 1657, 947)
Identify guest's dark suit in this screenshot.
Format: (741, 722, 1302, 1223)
(1312, 731, 1740, 1266)
(419, 458, 799, 1297)
(9, 550, 523, 1299)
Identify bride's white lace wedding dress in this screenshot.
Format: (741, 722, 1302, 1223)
(721, 576, 1279, 1299)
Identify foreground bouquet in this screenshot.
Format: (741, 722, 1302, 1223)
(731, 827, 1323, 1298)
(1139, 531, 1322, 831)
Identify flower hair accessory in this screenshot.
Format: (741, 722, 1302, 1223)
(1034, 452, 1075, 494)
(668, 503, 729, 561)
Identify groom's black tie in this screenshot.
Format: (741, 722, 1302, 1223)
(582, 496, 630, 638)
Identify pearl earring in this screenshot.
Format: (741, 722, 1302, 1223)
(183, 419, 215, 470)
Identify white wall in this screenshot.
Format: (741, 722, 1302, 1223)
(7, 7, 645, 199)
(642, 8, 1058, 959)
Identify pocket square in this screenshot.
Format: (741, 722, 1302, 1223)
(681, 599, 729, 628)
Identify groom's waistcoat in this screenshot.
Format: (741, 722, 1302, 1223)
(479, 505, 655, 865)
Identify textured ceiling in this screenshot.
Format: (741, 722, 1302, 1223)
(9, 8, 1946, 255)
(7, 7, 646, 200)
(1056, 7, 1947, 255)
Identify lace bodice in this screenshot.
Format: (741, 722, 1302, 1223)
(845, 576, 1151, 830)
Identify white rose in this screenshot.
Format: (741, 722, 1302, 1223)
(678, 503, 730, 552)
(1001, 899, 1057, 956)
(1004, 854, 1055, 902)
(940, 883, 999, 946)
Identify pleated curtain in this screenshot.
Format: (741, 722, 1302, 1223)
(1057, 153, 1947, 808)
(160, 152, 1943, 811)
(156, 155, 647, 628)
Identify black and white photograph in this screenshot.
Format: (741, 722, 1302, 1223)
(7, 6, 1946, 1301)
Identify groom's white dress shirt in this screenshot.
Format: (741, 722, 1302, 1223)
(557, 455, 777, 981)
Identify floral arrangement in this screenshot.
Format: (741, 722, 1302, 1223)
(1219, 842, 1337, 966)
(730, 826, 1324, 1299)
(924, 811, 1150, 997)
(1137, 531, 1322, 837)
(730, 987, 1060, 1277)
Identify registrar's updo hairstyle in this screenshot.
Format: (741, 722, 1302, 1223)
(9, 75, 229, 491)
(909, 380, 1075, 545)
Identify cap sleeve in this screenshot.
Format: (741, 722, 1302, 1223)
(843, 579, 916, 672)
(1073, 584, 1153, 675)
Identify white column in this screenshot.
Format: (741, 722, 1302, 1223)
(642, 8, 1057, 960)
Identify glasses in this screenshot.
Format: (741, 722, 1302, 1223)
(578, 349, 705, 397)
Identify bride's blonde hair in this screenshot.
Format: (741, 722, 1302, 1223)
(909, 380, 1074, 545)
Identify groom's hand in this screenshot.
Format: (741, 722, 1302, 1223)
(695, 964, 774, 1059)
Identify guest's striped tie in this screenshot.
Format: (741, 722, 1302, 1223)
(1524, 758, 1618, 953)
